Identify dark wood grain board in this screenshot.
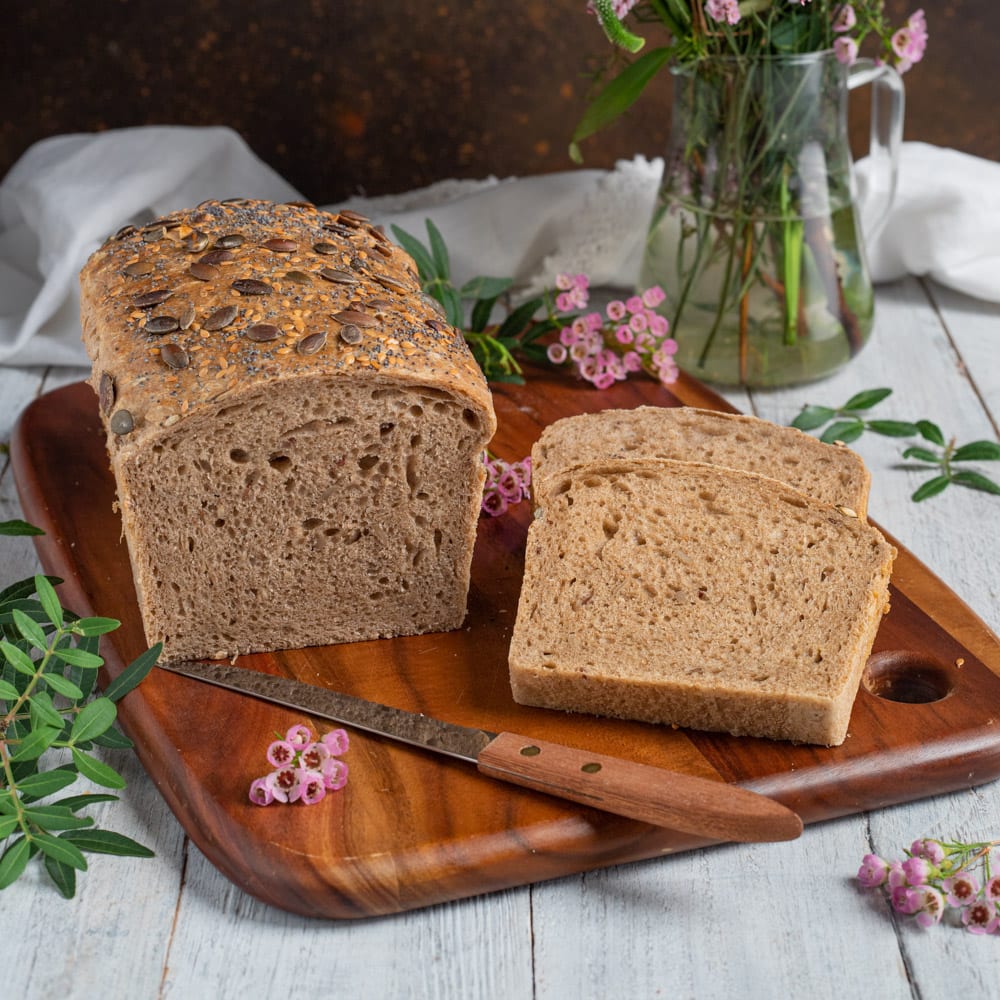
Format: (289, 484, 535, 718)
(11, 374, 1000, 919)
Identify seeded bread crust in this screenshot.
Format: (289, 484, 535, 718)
(80, 199, 497, 663)
(531, 406, 871, 517)
(509, 459, 895, 746)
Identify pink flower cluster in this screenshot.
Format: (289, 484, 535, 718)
(833, 5, 927, 70)
(858, 836, 1000, 933)
(891, 8, 928, 73)
(546, 273, 679, 390)
(482, 454, 532, 517)
(705, 0, 740, 25)
(249, 723, 349, 806)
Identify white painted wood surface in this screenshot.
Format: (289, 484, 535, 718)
(2, 276, 999, 1000)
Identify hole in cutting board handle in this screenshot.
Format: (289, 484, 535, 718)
(862, 651, 954, 704)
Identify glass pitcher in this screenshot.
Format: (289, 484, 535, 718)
(640, 50, 904, 387)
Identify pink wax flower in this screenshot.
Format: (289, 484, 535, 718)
(606, 299, 627, 321)
(705, 0, 740, 25)
(834, 36, 859, 66)
(833, 4, 857, 32)
(265, 766, 298, 803)
(248, 777, 274, 806)
(914, 887, 945, 929)
(481, 487, 508, 517)
(857, 854, 891, 888)
(291, 769, 327, 805)
(641, 284, 666, 308)
(963, 900, 1000, 935)
(266, 739, 296, 768)
(547, 342, 569, 364)
(299, 742, 329, 772)
(615, 325, 634, 345)
(910, 838, 946, 865)
(984, 875, 1000, 902)
(891, 885, 924, 915)
(286, 724, 313, 749)
(322, 757, 349, 791)
(943, 874, 979, 908)
(902, 856, 935, 885)
(321, 728, 350, 756)
(625, 295, 644, 315)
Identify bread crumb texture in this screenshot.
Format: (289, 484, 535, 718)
(80, 199, 496, 662)
(509, 458, 895, 746)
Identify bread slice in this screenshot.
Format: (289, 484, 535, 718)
(80, 200, 496, 663)
(531, 406, 870, 516)
(509, 459, 895, 745)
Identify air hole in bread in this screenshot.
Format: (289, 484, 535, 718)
(269, 454, 292, 472)
(602, 518, 619, 540)
(380, 422, 395, 437)
(229, 448, 250, 464)
(302, 518, 323, 531)
(358, 454, 379, 472)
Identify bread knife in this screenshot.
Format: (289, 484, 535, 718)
(156, 660, 803, 843)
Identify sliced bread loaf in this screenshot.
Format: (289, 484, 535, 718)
(508, 459, 895, 746)
(80, 199, 496, 663)
(531, 406, 870, 516)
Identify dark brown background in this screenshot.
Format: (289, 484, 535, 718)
(2, 1, 994, 203)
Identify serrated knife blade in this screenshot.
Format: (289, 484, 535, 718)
(157, 660, 802, 844)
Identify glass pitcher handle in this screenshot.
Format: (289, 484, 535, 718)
(848, 58, 905, 239)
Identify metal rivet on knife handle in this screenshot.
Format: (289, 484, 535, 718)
(476, 732, 803, 844)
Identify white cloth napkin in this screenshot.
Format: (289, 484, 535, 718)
(0, 125, 996, 367)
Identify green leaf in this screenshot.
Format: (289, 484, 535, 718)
(16, 769, 78, 799)
(63, 829, 154, 858)
(916, 420, 945, 446)
(42, 671, 85, 700)
(791, 405, 835, 431)
(34, 574, 63, 629)
(569, 46, 672, 161)
(0, 574, 61, 605)
(912, 475, 952, 502)
(470, 295, 498, 334)
(951, 470, 1000, 495)
(0, 815, 20, 839)
(22, 804, 94, 831)
(389, 225, 438, 280)
(460, 275, 513, 300)
(439, 285, 465, 329)
(0, 836, 31, 889)
(0, 598, 48, 628)
(12, 607, 49, 650)
(902, 446, 942, 464)
(11, 724, 61, 762)
(842, 387, 892, 412)
(33, 832, 88, 870)
(952, 440, 1000, 463)
(0, 519, 44, 537)
(497, 298, 544, 340)
(70, 749, 126, 790)
(1, 638, 37, 677)
(103, 643, 160, 703)
(43, 854, 77, 898)
(867, 420, 921, 438)
(425, 219, 451, 280)
(28, 689, 66, 730)
(0, 677, 19, 700)
(72, 616, 121, 637)
(52, 645, 104, 669)
(55, 792, 119, 812)
(91, 727, 134, 750)
(820, 420, 864, 444)
(70, 698, 117, 745)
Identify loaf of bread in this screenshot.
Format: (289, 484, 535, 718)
(80, 199, 496, 663)
(509, 459, 895, 746)
(531, 406, 870, 516)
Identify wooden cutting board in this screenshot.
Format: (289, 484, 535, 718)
(12, 374, 1000, 919)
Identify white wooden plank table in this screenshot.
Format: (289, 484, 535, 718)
(2, 275, 998, 1000)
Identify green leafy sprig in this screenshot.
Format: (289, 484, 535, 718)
(792, 388, 1000, 502)
(791, 387, 918, 444)
(391, 219, 561, 384)
(0, 518, 158, 897)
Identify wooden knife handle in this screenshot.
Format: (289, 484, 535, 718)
(477, 732, 802, 843)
